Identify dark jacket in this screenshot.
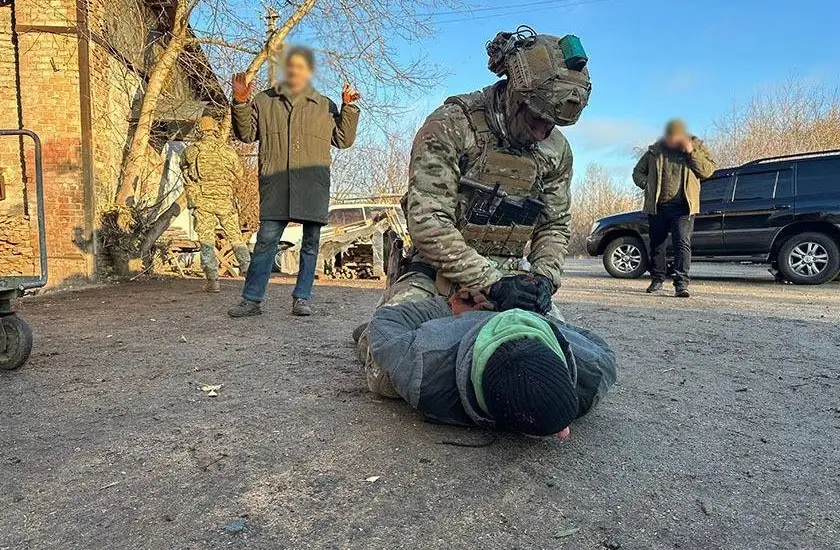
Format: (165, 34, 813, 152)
(232, 85, 360, 224)
(632, 137, 717, 215)
(368, 297, 617, 429)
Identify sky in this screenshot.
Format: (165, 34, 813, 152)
(395, 0, 840, 186)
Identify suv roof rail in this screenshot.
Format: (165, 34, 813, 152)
(743, 149, 840, 166)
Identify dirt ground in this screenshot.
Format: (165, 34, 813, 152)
(2, 260, 839, 550)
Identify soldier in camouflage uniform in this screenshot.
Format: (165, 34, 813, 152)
(356, 28, 593, 397)
(180, 116, 251, 293)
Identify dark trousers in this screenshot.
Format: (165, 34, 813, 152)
(648, 202, 694, 285)
(242, 220, 321, 302)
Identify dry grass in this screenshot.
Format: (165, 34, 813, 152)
(569, 163, 640, 255)
(709, 79, 840, 166)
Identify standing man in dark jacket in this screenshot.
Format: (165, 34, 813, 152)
(228, 47, 360, 317)
(367, 295, 616, 437)
(633, 119, 716, 298)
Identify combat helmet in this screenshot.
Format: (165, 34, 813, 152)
(487, 26, 591, 126)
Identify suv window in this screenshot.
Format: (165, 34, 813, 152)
(700, 176, 731, 202)
(734, 171, 777, 201)
(796, 158, 840, 197)
(775, 170, 793, 198)
(328, 207, 365, 227)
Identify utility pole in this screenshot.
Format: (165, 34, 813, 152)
(266, 8, 281, 87)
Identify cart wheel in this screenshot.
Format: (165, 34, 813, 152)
(0, 315, 33, 371)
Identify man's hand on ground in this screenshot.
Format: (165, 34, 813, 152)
(342, 82, 361, 105)
(488, 274, 554, 314)
(232, 73, 254, 103)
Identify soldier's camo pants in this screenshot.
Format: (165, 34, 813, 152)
(193, 201, 246, 278)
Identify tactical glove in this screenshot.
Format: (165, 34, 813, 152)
(488, 274, 554, 314)
(533, 274, 555, 314)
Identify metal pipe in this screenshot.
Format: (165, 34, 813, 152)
(0, 129, 48, 290)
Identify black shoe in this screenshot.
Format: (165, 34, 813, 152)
(646, 280, 664, 293)
(674, 285, 690, 298)
(292, 298, 313, 316)
(228, 299, 262, 317)
(352, 322, 369, 343)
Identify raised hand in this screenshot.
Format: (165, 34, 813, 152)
(232, 73, 254, 103)
(342, 82, 361, 105)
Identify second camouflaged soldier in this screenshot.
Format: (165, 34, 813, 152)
(356, 27, 593, 396)
(180, 116, 251, 292)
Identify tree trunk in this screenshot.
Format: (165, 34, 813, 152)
(140, 192, 187, 265)
(244, 0, 317, 84)
(117, 0, 192, 206)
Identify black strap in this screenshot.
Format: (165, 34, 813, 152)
(406, 262, 436, 281)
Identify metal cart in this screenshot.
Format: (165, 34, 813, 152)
(0, 129, 47, 370)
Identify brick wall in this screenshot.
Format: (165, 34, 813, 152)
(0, 4, 35, 276)
(1, 0, 222, 286)
(0, 0, 90, 284)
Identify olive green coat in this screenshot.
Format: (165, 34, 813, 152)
(632, 137, 717, 215)
(232, 85, 360, 224)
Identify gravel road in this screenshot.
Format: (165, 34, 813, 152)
(1, 261, 838, 549)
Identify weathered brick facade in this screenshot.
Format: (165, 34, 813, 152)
(0, 0, 224, 286)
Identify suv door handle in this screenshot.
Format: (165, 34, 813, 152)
(773, 204, 792, 210)
(706, 210, 723, 214)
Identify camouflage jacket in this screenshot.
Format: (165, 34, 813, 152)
(180, 136, 243, 204)
(406, 83, 574, 290)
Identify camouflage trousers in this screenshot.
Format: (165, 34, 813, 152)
(356, 270, 564, 398)
(192, 200, 248, 279)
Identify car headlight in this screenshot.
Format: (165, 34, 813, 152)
(589, 220, 601, 235)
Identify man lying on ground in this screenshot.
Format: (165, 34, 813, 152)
(365, 291, 617, 438)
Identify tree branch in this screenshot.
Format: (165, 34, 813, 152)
(244, 0, 318, 84)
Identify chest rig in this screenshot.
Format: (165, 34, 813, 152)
(444, 89, 546, 260)
(191, 139, 234, 200)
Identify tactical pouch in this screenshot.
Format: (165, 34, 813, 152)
(474, 149, 538, 193)
(461, 224, 533, 257)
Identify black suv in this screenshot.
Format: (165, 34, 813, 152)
(586, 150, 840, 285)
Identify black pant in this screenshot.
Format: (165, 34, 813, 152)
(648, 202, 694, 285)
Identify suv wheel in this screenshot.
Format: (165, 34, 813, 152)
(777, 232, 840, 285)
(603, 236, 648, 279)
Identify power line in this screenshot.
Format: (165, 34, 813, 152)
(422, 0, 599, 17)
(432, 0, 617, 25)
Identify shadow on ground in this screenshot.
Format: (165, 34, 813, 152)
(1, 268, 839, 549)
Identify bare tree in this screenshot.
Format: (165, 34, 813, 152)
(709, 78, 840, 167)
(104, 0, 458, 272)
(568, 163, 640, 256)
(330, 128, 412, 201)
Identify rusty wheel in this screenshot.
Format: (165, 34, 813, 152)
(0, 314, 33, 371)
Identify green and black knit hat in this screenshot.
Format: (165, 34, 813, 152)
(472, 309, 578, 436)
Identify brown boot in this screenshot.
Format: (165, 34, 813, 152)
(204, 278, 221, 293)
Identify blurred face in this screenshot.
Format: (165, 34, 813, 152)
(664, 131, 686, 149)
(285, 53, 313, 93)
